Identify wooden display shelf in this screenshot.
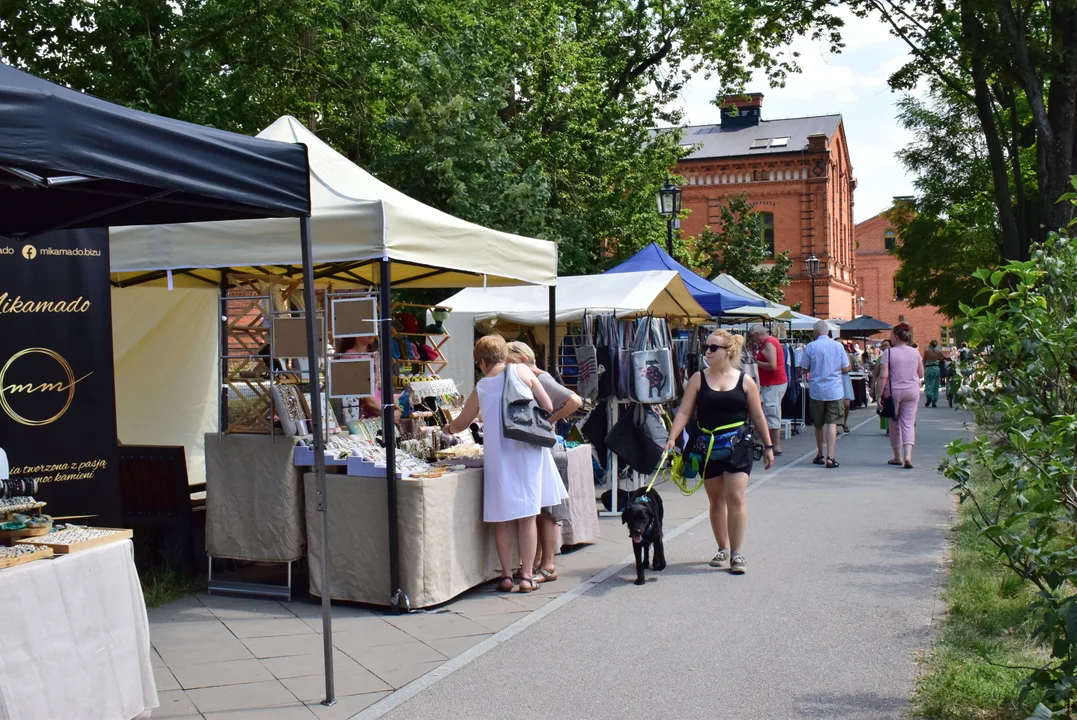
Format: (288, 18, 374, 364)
(18, 528, 133, 554)
(0, 516, 53, 543)
(0, 546, 53, 569)
(391, 302, 450, 379)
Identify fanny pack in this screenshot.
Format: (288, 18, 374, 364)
(682, 421, 745, 479)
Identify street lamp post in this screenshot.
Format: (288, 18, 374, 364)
(857, 295, 866, 316)
(656, 178, 682, 259)
(806, 252, 820, 318)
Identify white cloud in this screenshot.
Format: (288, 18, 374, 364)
(674, 11, 916, 222)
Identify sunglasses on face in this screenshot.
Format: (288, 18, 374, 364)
(704, 343, 731, 353)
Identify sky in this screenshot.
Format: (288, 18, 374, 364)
(675, 10, 916, 223)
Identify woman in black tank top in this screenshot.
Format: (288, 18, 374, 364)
(665, 330, 774, 575)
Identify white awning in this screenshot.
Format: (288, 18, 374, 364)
(109, 116, 558, 288)
(442, 271, 711, 325)
(723, 305, 796, 320)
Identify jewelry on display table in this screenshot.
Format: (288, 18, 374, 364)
(0, 544, 54, 569)
(17, 526, 134, 554)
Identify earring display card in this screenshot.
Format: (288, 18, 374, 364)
(328, 357, 375, 398)
(332, 297, 378, 338)
(273, 317, 321, 358)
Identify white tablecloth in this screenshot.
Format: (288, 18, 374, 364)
(0, 540, 158, 720)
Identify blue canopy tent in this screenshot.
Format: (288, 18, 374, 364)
(603, 243, 764, 316)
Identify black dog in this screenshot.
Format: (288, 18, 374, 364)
(621, 488, 665, 585)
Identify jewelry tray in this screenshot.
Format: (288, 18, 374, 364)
(17, 527, 133, 554)
(0, 546, 53, 569)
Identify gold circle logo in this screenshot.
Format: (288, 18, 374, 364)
(0, 348, 77, 427)
(21, 245, 37, 260)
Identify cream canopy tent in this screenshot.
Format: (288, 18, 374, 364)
(442, 271, 710, 325)
(109, 115, 557, 289)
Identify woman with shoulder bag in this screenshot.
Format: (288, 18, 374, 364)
(877, 323, 924, 469)
(664, 330, 774, 575)
(444, 335, 567, 593)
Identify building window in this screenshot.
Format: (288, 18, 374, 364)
(894, 278, 905, 301)
(761, 212, 775, 256)
(884, 230, 896, 251)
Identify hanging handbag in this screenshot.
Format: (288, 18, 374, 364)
(574, 312, 602, 403)
(877, 349, 896, 419)
(595, 314, 616, 401)
(615, 320, 636, 400)
(501, 364, 557, 448)
(604, 403, 667, 475)
(631, 317, 675, 404)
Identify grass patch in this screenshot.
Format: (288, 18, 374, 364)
(139, 565, 204, 609)
(912, 498, 1046, 720)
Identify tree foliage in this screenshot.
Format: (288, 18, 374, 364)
(944, 190, 1077, 717)
(845, 0, 1077, 262)
(0, 0, 847, 274)
(685, 194, 794, 304)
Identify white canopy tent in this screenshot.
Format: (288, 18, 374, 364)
(110, 115, 557, 289)
(712, 273, 839, 334)
(442, 270, 710, 325)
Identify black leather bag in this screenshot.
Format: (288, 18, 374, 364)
(501, 365, 557, 448)
(604, 403, 666, 475)
(877, 350, 896, 419)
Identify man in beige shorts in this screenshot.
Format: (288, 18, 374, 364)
(749, 324, 787, 455)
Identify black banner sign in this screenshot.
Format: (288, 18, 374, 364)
(0, 228, 120, 526)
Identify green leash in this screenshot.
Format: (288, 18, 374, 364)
(669, 420, 745, 496)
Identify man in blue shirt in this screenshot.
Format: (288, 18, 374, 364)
(799, 320, 850, 468)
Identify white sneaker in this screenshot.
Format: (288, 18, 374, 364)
(709, 549, 730, 568)
(730, 554, 747, 574)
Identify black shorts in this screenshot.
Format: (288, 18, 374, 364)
(703, 453, 752, 479)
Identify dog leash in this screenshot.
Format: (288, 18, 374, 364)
(643, 450, 669, 494)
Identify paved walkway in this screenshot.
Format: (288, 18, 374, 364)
(150, 405, 967, 719)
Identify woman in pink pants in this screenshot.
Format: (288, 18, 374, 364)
(877, 323, 924, 469)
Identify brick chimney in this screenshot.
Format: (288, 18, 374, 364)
(807, 133, 829, 152)
(719, 93, 763, 128)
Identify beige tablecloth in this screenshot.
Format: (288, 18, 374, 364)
(205, 433, 305, 562)
(304, 469, 500, 608)
(0, 540, 157, 720)
(557, 444, 601, 546)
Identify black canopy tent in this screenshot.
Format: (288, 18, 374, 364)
(839, 315, 893, 339)
(0, 64, 342, 705)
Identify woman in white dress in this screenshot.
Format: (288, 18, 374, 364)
(443, 335, 567, 593)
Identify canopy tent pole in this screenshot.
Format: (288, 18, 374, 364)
(299, 217, 336, 707)
(380, 259, 404, 614)
(548, 285, 557, 378)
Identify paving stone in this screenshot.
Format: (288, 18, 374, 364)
(306, 691, 392, 720)
(423, 633, 492, 658)
(154, 665, 182, 692)
(170, 659, 276, 690)
(202, 703, 316, 720)
(224, 617, 316, 639)
(281, 666, 390, 702)
(157, 637, 255, 667)
(384, 613, 493, 642)
(243, 633, 328, 659)
(186, 679, 299, 714)
(153, 690, 201, 718)
(260, 651, 363, 680)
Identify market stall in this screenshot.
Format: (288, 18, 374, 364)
(108, 117, 559, 618)
(0, 62, 315, 711)
(443, 270, 713, 514)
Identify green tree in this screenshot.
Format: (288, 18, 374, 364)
(0, 0, 848, 274)
(884, 85, 1004, 318)
(685, 194, 794, 304)
(844, 0, 1077, 261)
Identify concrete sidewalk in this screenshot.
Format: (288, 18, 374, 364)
(148, 406, 964, 719)
(373, 405, 967, 720)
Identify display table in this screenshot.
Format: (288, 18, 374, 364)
(304, 469, 499, 608)
(556, 444, 600, 546)
(0, 540, 158, 720)
(205, 433, 305, 563)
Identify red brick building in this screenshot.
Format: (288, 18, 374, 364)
(673, 94, 857, 319)
(855, 212, 951, 346)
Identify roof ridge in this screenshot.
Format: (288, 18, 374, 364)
(659, 113, 843, 132)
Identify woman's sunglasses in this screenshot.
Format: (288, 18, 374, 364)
(704, 343, 731, 353)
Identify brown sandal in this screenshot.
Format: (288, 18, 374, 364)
(517, 578, 537, 593)
(534, 568, 558, 584)
(496, 577, 514, 592)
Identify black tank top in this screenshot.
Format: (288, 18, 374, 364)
(696, 371, 748, 430)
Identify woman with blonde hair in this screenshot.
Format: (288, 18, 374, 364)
(444, 334, 567, 592)
(664, 329, 774, 574)
(506, 341, 581, 583)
